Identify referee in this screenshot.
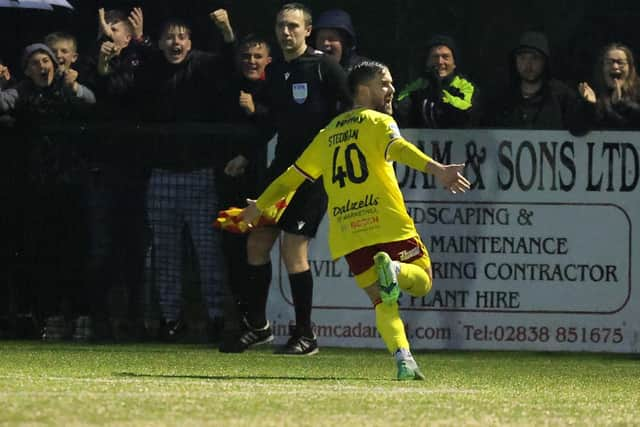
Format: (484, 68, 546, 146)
(227, 3, 351, 355)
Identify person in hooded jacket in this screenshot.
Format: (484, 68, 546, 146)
(395, 34, 480, 128)
(487, 31, 586, 131)
(311, 9, 367, 71)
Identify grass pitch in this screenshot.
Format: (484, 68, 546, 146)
(0, 341, 638, 426)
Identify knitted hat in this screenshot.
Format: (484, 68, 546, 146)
(21, 43, 58, 70)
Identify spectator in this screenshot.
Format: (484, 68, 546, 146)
(44, 32, 79, 73)
(220, 32, 274, 197)
(486, 31, 586, 130)
(226, 2, 351, 355)
(0, 43, 95, 339)
(578, 42, 640, 129)
(0, 43, 95, 117)
(396, 34, 479, 128)
(0, 58, 10, 89)
(0, 58, 13, 125)
(88, 7, 149, 118)
(0, 57, 17, 338)
(78, 8, 150, 341)
(138, 12, 235, 341)
(216, 30, 276, 351)
(311, 9, 367, 70)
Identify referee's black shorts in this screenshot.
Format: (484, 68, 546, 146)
(276, 178, 327, 238)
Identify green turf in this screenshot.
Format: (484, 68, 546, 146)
(0, 341, 638, 426)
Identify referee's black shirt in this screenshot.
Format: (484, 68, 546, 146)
(259, 47, 351, 176)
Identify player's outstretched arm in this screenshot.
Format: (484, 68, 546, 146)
(387, 138, 470, 194)
(427, 160, 470, 194)
(239, 165, 308, 226)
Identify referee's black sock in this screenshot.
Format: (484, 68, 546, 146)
(245, 262, 271, 328)
(289, 269, 314, 338)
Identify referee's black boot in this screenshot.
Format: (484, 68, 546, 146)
(275, 329, 318, 356)
(219, 317, 273, 353)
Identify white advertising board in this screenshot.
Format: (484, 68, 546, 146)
(267, 129, 639, 353)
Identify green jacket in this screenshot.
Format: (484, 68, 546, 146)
(396, 72, 479, 128)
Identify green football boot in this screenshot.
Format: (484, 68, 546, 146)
(396, 358, 426, 381)
(374, 251, 400, 305)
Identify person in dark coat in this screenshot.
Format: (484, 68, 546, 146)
(311, 8, 367, 71)
(0, 43, 95, 339)
(138, 12, 236, 341)
(78, 8, 151, 341)
(487, 31, 586, 131)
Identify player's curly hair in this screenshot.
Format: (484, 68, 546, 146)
(347, 60, 388, 96)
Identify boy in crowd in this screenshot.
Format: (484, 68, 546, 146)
(44, 32, 79, 73)
(77, 8, 149, 340)
(216, 30, 276, 350)
(138, 10, 236, 340)
(0, 43, 95, 339)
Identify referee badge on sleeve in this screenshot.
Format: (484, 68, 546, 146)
(292, 83, 308, 104)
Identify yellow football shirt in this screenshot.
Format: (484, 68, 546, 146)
(294, 107, 424, 259)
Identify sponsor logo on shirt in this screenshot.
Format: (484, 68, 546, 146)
(332, 194, 379, 217)
(335, 114, 365, 128)
(398, 246, 421, 261)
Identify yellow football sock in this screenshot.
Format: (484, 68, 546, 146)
(375, 302, 410, 353)
(397, 262, 432, 297)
